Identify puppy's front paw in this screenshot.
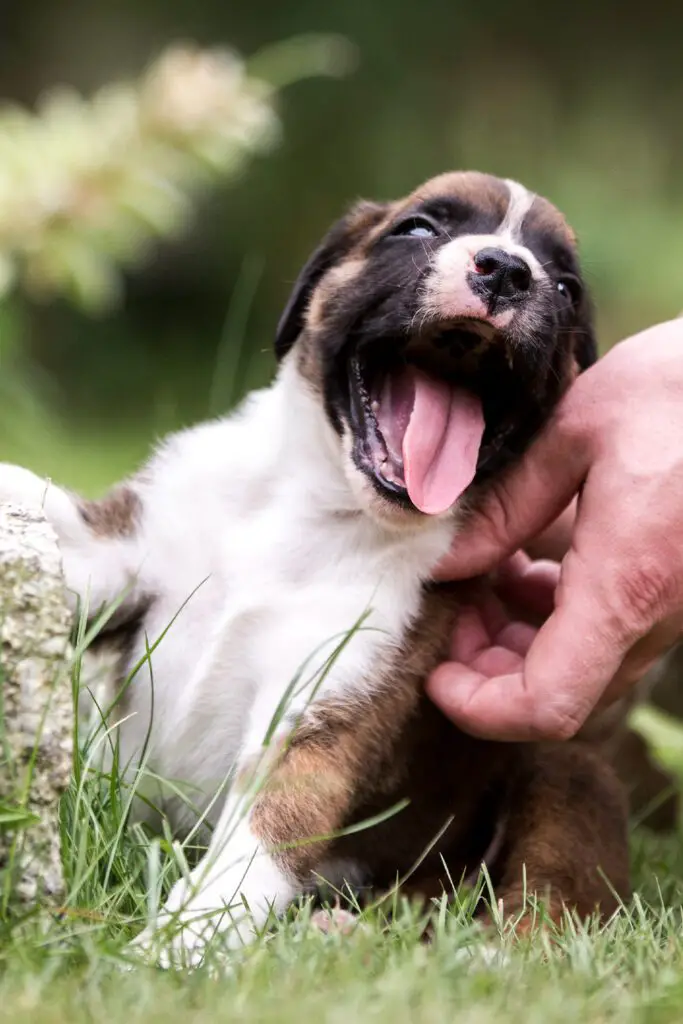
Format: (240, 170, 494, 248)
(128, 916, 219, 971)
(125, 831, 295, 972)
(125, 877, 256, 972)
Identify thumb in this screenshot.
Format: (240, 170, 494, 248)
(434, 403, 591, 581)
(517, 583, 633, 738)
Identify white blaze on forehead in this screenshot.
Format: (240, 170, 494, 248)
(419, 178, 548, 325)
(497, 179, 537, 243)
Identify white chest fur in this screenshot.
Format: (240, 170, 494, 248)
(115, 361, 456, 828)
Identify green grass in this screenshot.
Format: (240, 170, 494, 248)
(3, 833, 683, 1024)
(4, 641, 683, 1024)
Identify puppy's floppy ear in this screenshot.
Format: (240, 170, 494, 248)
(575, 329, 597, 371)
(573, 292, 598, 371)
(275, 201, 388, 360)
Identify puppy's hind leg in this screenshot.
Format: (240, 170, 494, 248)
(0, 463, 146, 622)
(489, 743, 630, 929)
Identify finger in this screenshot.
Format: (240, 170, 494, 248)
(427, 662, 491, 727)
(495, 621, 537, 656)
(432, 398, 591, 581)
(525, 499, 577, 561)
(426, 663, 532, 741)
(495, 554, 559, 619)
(470, 645, 524, 677)
(474, 588, 509, 638)
(519, 595, 629, 737)
(448, 606, 491, 662)
(449, 591, 530, 664)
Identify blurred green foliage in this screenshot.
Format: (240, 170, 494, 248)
(632, 707, 683, 793)
(1, 0, 683, 493)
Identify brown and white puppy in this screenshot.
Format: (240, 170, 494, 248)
(0, 171, 629, 967)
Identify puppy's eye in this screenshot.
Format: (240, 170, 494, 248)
(557, 277, 581, 305)
(388, 216, 440, 239)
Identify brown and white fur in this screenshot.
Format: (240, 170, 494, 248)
(0, 172, 630, 967)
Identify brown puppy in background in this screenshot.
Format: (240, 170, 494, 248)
(0, 171, 630, 967)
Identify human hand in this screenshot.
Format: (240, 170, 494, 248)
(432, 553, 554, 719)
(428, 318, 683, 741)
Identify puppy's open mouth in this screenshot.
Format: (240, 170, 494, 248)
(347, 322, 524, 514)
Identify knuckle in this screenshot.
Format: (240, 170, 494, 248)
(609, 560, 680, 639)
(532, 700, 587, 742)
(532, 700, 585, 741)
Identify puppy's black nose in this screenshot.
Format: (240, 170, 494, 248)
(473, 247, 532, 299)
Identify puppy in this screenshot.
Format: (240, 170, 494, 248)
(0, 171, 630, 965)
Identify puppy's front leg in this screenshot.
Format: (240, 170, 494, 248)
(132, 790, 297, 969)
(131, 700, 376, 969)
(0, 463, 144, 618)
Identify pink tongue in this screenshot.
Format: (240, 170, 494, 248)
(398, 367, 485, 515)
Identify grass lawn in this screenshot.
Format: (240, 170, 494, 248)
(3, 609, 683, 1024)
(1, 832, 683, 1023)
(4, 740, 683, 1024)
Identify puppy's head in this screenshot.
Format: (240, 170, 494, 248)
(276, 171, 595, 523)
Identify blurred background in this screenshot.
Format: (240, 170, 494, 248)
(1, 0, 682, 495)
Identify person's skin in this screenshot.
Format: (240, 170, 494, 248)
(427, 317, 683, 742)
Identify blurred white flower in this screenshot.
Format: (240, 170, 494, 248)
(0, 37, 349, 313)
(141, 46, 273, 139)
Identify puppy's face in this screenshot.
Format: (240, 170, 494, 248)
(276, 171, 596, 523)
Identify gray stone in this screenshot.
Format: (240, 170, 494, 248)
(0, 504, 72, 905)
